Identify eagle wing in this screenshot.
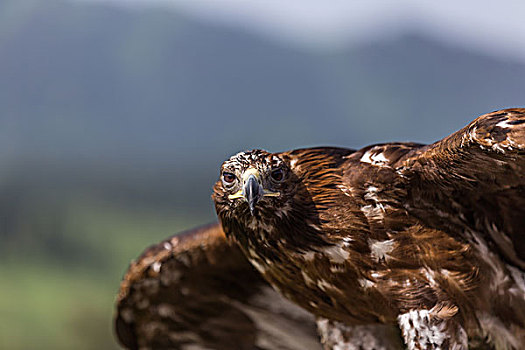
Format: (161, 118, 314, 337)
(114, 222, 321, 350)
(398, 108, 525, 268)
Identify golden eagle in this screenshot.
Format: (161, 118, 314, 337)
(115, 108, 525, 349)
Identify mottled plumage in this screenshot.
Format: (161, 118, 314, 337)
(115, 224, 321, 350)
(116, 108, 525, 349)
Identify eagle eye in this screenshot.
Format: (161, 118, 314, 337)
(222, 172, 236, 185)
(270, 168, 284, 182)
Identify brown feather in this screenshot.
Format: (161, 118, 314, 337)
(212, 109, 525, 349)
(115, 223, 321, 350)
(116, 108, 525, 350)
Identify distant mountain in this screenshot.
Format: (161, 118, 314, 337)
(1, 0, 524, 166)
(0, 0, 524, 191)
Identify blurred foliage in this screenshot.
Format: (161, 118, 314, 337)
(0, 261, 117, 349)
(0, 179, 207, 349)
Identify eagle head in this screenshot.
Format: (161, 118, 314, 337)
(212, 149, 296, 224)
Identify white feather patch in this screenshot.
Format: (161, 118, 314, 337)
(496, 119, 513, 129)
(322, 245, 349, 264)
(398, 310, 446, 350)
(360, 150, 389, 166)
(358, 278, 375, 289)
(361, 204, 385, 220)
(368, 239, 395, 262)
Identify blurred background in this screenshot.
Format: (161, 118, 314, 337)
(0, 0, 524, 348)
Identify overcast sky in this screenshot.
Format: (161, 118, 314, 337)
(76, 0, 525, 62)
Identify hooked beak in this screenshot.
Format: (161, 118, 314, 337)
(227, 168, 281, 215)
(244, 175, 261, 214)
